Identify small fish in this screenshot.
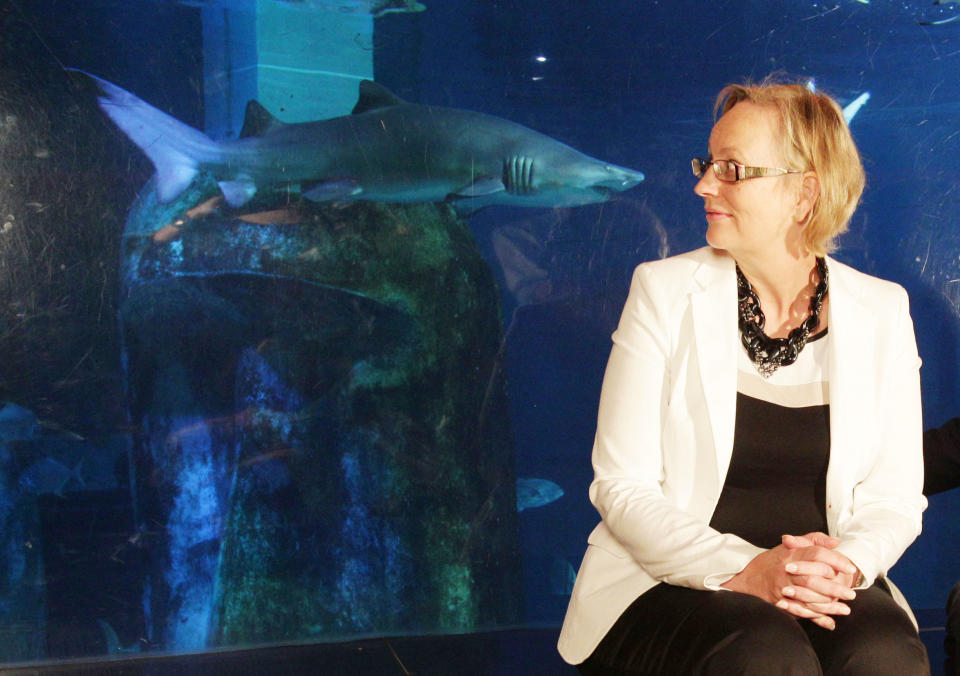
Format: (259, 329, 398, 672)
(549, 556, 577, 595)
(804, 81, 870, 125)
(492, 226, 553, 307)
(165, 408, 255, 446)
(310, 0, 427, 16)
(920, 14, 960, 24)
(151, 194, 223, 242)
(96, 620, 142, 654)
(17, 457, 84, 496)
(151, 223, 186, 244)
(369, 0, 426, 17)
(0, 402, 39, 443)
(238, 448, 296, 467)
(516, 477, 564, 512)
(109, 528, 156, 563)
(236, 207, 305, 225)
(842, 92, 870, 124)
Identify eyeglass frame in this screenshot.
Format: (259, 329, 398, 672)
(691, 157, 801, 183)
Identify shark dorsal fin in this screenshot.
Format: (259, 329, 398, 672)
(352, 80, 407, 115)
(239, 100, 284, 138)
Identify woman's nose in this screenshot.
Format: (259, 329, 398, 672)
(694, 172, 718, 197)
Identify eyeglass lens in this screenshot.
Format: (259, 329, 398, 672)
(692, 158, 737, 182)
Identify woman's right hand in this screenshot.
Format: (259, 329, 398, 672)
(721, 539, 857, 630)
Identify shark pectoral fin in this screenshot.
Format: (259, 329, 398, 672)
(217, 178, 258, 207)
(450, 176, 506, 198)
(450, 196, 493, 217)
(156, 158, 199, 203)
(302, 179, 363, 202)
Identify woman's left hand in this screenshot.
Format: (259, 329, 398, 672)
(778, 532, 860, 622)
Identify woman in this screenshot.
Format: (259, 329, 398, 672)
(558, 80, 929, 675)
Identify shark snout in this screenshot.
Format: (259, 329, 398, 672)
(594, 163, 645, 191)
(590, 164, 644, 195)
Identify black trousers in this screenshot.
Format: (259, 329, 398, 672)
(577, 582, 929, 676)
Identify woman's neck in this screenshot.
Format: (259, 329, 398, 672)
(735, 251, 823, 339)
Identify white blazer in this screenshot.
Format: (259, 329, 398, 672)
(558, 246, 926, 665)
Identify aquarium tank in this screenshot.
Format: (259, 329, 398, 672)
(0, 0, 958, 672)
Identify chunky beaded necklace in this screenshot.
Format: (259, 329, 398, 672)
(736, 257, 828, 378)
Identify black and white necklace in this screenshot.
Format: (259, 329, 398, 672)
(736, 258, 828, 378)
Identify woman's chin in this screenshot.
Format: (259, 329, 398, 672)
(705, 227, 731, 251)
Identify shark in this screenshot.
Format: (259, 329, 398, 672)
(71, 71, 644, 213)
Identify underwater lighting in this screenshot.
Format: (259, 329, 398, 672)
(535, 55, 548, 62)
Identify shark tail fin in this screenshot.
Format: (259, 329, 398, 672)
(71, 70, 219, 203)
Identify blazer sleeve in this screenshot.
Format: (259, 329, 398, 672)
(588, 263, 763, 590)
(833, 286, 926, 586)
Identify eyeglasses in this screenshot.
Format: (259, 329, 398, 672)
(691, 158, 800, 183)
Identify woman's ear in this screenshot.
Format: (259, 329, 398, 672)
(797, 172, 821, 225)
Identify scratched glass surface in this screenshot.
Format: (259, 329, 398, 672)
(0, 0, 958, 664)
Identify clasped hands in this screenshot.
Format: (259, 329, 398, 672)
(721, 531, 861, 631)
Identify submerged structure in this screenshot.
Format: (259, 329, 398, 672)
(120, 178, 522, 648)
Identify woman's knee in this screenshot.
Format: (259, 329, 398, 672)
(698, 595, 821, 675)
(822, 627, 929, 676)
(812, 586, 930, 676)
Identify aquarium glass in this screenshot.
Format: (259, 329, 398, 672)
(0, 0, 959, 666)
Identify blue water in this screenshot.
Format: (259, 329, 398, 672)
(1, 0, 960, 666)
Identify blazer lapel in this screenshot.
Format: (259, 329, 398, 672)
(690, 252, 740, 490)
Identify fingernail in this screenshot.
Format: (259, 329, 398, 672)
(776, 600, 789, 610)
(843, 589, 856, 600)
(785, 563, 798, 573)
(782, 586, 795, 597)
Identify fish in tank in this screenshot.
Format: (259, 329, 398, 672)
(70, 71, 644, 211)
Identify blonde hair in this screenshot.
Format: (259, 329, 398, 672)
(714, 77, 865, 256)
